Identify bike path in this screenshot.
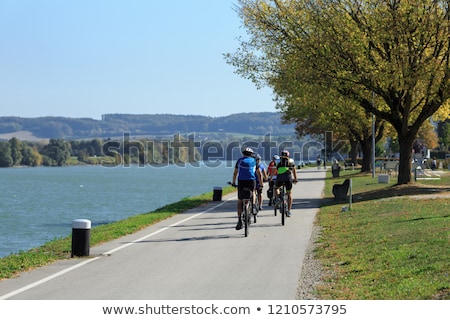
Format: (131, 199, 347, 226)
(0, 168, 326, 300)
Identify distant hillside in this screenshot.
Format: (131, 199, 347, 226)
(0, 112, 296, 140)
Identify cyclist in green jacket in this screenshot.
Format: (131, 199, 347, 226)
(272, 150, 297, 217)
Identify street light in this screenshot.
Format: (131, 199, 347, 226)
(372, 92, 376, 178)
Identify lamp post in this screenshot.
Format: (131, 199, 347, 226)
(372, 113, 375, 178)
(372, 92, 376, 178)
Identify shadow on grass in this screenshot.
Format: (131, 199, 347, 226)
(351, 184, 450, 203)
(321, 171, 450, 207)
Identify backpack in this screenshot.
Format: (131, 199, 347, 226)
(278, 156, 290, 168)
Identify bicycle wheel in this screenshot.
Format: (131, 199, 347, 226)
(281, 197, 285, 226)
(274, 195, 278, 216)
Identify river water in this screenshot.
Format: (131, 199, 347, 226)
(0, 163, 235, 258)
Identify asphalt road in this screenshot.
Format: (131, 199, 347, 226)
(0, 168, 326, 300)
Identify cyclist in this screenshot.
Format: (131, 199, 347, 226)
(271, 150, 297, 217)
(267, 155, 280, 206)
(316, 155, 321, 169)
(231, 147, 263, 230)
(255, 154, 268, 211)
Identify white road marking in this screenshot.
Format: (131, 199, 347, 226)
(0, 199, 233, 300)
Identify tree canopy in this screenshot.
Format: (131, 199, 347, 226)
(227, 0, 450, 184)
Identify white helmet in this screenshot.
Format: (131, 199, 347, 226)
(242, 147, 254, 156)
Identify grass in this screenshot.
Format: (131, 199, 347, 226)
(0, 185, 235, 280)
(315, 169, 450, 299)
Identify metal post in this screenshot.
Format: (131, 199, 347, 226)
(372, 92, 376, 178)
(349, 179, 352, 210)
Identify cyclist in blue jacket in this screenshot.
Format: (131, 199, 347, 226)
(255, 153, 268, 210)
(231, 147, 263, 230)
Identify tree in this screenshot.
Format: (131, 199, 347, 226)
(0, 141, 13, 167)
(9, 137, 22, 166)
(416, 122, 440, 151)
(21, 145, 43, 166)
(42, 139, 71, 166)
(440, 121, 450, 150)
(272, 56, 387, 171)
(227, 0, 450, 184)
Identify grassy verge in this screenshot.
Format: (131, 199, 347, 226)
(0, 185, 235, 280)
(315, 169, 450, 299)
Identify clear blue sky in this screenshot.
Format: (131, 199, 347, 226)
(0, 0, 275, 119)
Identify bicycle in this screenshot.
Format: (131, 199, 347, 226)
(228, 182, 256, 237)
(274, 184, 288, 226)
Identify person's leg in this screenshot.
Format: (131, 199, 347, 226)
(275, 180, 282, 199)
(236, 199, 243, 230)
(236, 184, 244, 230)
(258, 190, 263, 209)
(268, 180, 274, 205)
(286, 181, 293, 215)
(237, 199, 242, 217)
(251, 181, 257, 212)
(287, 192, 292, 210)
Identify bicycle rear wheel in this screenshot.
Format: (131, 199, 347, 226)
(274, 195, 278, 216)
(281, 197, 285, 226)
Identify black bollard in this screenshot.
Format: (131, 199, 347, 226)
(71, 219, 91, 257)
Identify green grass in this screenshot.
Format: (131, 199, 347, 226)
(316, 170, 450, 299)
(0, 185, 235, 280)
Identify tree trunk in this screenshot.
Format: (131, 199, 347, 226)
(348, 138, 358, 165)
(359, 138, 372, 172)
(397, 134, 415, 185)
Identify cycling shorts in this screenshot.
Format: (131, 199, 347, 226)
(275, 179, 293, 192)
(237, 180, 256, 200)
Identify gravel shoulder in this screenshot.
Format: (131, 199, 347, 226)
(296, 222, 324, 300)
(295, 180, 450, 300)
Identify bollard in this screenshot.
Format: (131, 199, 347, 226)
(71, 219, 91, 257)
(212, 187, 222, 201)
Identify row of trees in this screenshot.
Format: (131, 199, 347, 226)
(0, 138, 72, 167)
(0, 136, 203, 168)
(226, 0, 450, 185)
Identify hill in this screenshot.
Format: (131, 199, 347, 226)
(0, 112, 296, 140)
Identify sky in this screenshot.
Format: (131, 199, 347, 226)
(0, 0, 276, 120)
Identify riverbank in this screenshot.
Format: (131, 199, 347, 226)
(0, 186, 231, 279)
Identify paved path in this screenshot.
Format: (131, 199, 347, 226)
(0, 168, 326, 300)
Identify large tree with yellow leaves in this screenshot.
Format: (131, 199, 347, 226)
(227, 0, 450, 184)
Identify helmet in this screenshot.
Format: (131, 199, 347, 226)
(281, 150, 290, 157)
(272, 155, 280, 160)
(242, 147, 254, 156)
(255, 154, 262, 161)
